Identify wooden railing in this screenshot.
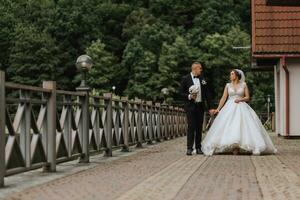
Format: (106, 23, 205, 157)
(0, 71, 187, 187)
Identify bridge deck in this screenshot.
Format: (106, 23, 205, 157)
(1, 133, 300, 200)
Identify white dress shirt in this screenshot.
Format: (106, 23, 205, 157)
(189, 73, 202, 102)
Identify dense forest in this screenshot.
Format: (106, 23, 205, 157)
(0, 0, 274, 112)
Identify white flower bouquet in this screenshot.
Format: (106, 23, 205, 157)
(189, 85, 200, 94)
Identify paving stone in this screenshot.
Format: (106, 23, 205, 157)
(2, 133, 300, 200)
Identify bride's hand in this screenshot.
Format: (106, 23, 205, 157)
(234, 98, 242, 103)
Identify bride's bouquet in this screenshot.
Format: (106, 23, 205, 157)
(189, 85, 200, 94)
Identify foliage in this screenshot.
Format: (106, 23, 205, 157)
(0, 0, 273, 112)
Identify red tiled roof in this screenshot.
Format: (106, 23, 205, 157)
(252, 0, 300, 54)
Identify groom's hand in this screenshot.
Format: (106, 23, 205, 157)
(208, 109, 215, 116)
(190, 93, 197, 100)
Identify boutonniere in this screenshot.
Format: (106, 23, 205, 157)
(201, 80, 207, 85)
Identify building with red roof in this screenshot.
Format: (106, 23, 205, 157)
(252, 0, 300, 137)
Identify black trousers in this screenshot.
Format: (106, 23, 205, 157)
(185, 103, 204, 150)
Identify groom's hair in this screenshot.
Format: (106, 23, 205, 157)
(192, 61, 201, 66)
(191, 62, 202, 70)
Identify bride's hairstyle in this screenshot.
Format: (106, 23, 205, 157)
(231, 69, 242, 80)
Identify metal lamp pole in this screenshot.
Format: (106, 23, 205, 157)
(76, 55, 93, 163)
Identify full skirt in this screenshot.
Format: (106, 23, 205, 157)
(201, 99, 277, 156)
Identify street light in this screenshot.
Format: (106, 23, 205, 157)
(76, 55, 93, 91)
(161, 88, 169, 105)
(75, 55, 93, 163)
(112, 86, 116, 94)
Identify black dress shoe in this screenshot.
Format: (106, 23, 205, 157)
(186, 149, 193, 156)
(196, 149, 203, 154)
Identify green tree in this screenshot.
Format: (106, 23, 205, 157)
(149, 0, 203, 29)
(122, 8, 156, 40)
(76, 39, 121, 94)
(123, 39, 156, 99)
(0, 1, 17, 71)
(136, 21, 179, 56)
(7, 23, 60, 86)
(187, 0, 246, 48)
(1, 0, 271, 112)
(200, 26, 250, 100)
(199, 26, 274, 111)
(151, 36, 198, 103)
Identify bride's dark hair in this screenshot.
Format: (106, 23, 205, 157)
(231, 69, 241, 80)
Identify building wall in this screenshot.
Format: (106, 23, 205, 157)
(274, 65, 281, 135)
(286, 58, 300, 136)
(279, 62, 286, 136)
(272, 58, 300, 136)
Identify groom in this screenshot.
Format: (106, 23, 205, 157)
(180, 62, 214, 155)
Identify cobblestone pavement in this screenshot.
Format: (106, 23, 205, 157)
(2, 133, 300, 200)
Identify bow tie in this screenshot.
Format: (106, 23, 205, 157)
(193, 76, 200, 79)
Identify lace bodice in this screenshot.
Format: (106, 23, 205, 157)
(226, 82, 246, 100)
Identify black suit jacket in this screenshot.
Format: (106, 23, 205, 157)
(180, 73, 213, 111)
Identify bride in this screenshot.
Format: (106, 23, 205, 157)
(201, 69, 277, 156)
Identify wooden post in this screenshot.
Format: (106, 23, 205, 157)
(136, 99, 143, 148)
(172, 107, 176, 138)
(104, 93, 113, 156)
(79, 91, 90, 163)
(162, 105, 168, 140)
(176, 108, 180, 137)
(147, 101, 153, 144)
(121, 97, 129, 152)
(43, 81, 57, 172)
(0, 71, 5, 187)
(169, 106, 174, 139)
(155, 103, 161, 142)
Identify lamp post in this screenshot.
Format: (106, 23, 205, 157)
(112, 85, 116, 94)
(161, 88, 169, 106)
(76, 55, 93, 91)
(76, 55, 93, 163)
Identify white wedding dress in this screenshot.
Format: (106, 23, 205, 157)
(201, 82, 277, 156)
